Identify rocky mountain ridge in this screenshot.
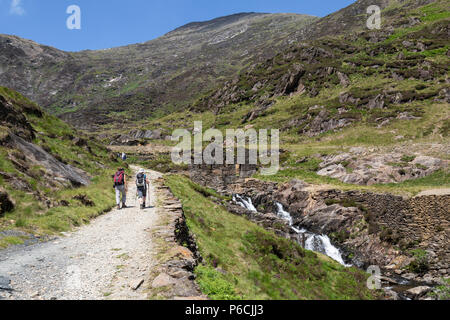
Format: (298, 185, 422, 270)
(0, 12, 317, 130)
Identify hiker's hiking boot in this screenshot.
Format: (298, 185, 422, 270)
(122, 203, 127, 209)
(117, 205, 121, 210)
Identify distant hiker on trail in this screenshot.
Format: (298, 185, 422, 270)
(121, 152, 127, 161)
(113, 168, 127, 210)
(136, 168, 150, 210)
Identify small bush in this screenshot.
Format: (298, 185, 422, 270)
(406, 249, 429, 274)
(401, 155, 416, 163)
(380, 227, 399, 244)
(195, 265, 241, 300)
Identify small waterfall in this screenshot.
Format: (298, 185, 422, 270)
(275, 202, 350, 267)
(275, 203, 293, 226)
(233, 194, 257, 212)
(302, 231, 349, 266)
(232, 195, 350, 266)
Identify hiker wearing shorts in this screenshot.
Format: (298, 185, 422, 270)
(136, 169, 150, 210)
(113, 168, 127, 210)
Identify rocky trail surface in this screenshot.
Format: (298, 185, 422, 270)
(0, 167, 163, 300)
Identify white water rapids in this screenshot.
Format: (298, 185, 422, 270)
(233, 195, 350, 266)
(275, 203, 349, 266)
(233, 194, 258, 212)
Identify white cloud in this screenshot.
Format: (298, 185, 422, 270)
(10, 0, 25, 16)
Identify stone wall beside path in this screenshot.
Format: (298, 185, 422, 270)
(146, 174, 206, 300)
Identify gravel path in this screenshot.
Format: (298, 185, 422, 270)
(0, 168, 162, 300)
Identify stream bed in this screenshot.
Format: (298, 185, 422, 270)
(233, 194, 438, 300)
(233, 195, 349, 266)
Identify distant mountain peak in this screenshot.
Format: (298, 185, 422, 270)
(172, 12, 268, 32)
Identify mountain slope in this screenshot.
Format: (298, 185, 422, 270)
(151, 1, 449, 297)
(292, 0, 437, 40)
(141, 0, 449, 193)
(0, 86, 119, 243)
(0, 13, 317, 130)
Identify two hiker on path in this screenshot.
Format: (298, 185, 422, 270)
(113, 168, 149, 210)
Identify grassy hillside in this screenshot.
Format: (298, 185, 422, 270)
(143, 0, 449, 196)
(165, 174, 379, 300)
(0, 87, 123, 246)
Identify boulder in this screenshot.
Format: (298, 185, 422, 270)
(282, 65, 305, 95)
(367, 94, 385, 109)
(8, 133, 90, 187)
(413, 156, 442, 168)
(72, 137, 88, 147)
(0, 96, 35, 141)
(151, 273, 177, 288)
(383, 288, 399, 300)
(130, 278, 144, 291)
(128, 129, 163, 141)
(405, 286, 431, 298)
(0, 171, 32, 192)
(168, 246, 194, 260)
(150, 129, 163, 140)
(0, 189, 14, 216)
(0, 276, 12, 291)
(402, 40, 414, 48)
(302, 109, 354, 137)
(337, 71, 350, 87)
(317, 164, 347, 179)
(72, 194, 95, 207)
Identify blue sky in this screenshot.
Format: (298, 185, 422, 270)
(0, 0, 355, 52)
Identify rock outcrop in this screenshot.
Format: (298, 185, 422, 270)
(0, 94, 38, 141)
(7, 133, 90, 187)
(317, 149, 447, 185)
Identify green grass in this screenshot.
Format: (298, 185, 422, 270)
(419, 2, 450, 22)
(422, 45, 449, 57)
(1, 170, 116, 235)
(128, 153, 188, 173)
(165, 174, 379, 300)
(0, 236, 25, 249)
(385, 25, 424, 43)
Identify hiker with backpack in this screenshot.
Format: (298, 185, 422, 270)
(136, 168, 150, 210)
(113, 168, 127, 210)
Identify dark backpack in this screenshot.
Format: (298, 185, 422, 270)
(136, 173, 145, 187)
(114, 171, 125, 186)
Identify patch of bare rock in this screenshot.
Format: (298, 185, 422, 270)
(317, 146, 448, 185)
